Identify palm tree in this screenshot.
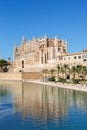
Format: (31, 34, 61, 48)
(50, 69, 55, 77)
(82, 66, 87, 77)
(60, 66, 65, 78)
(71, 66, 76, 80)
(76, 65, 82, 79)
(63, 64, 69, 79)
(42, 69, 48, 81)
(82, 66, 87, 84)
(56, 64, 60, 80)
(79, 65, 87, 82)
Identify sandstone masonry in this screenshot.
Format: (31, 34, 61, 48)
(13, 35, 67, 72)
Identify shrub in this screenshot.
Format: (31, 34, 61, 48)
(48, 76, 55, 82)
(58, 77, 66, 83)
(72, 78, 83, 84)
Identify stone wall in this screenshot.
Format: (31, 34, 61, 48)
(0, 72, 22, 81)
(0, 72, 40, 81)
(14, 36, 67, 72)
(22, 72, 40, 80)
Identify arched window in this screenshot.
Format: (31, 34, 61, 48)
(53, 48, 55, 59)
(22, 60, 24, 68)
(45, 54, 46, 63)
(41, 51, 43, 64)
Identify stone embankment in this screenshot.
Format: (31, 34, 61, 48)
(0, 72, 40, 81)
(23, 80, 87, 92)
(0, 72, 22, 81)
(0, 72, 87, 93)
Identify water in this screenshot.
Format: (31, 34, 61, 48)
(0, 81, 87, 130)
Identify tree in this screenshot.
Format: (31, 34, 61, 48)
(42, 69, 49, 81)
(0, 59, 9, 71)
(50, 69, 55, 77)
(76, 65, 83, 79)
(57, 64, 60, 80)
(60, 66, 65, 78)
(82, 66, 87, 77)
(79, 65, 87, 81)
(63, 64, 69, 79)
(71, 66, 76, 80)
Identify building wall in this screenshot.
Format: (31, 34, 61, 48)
(13, 35, 87, 73)
(22, 72, 40, 80)
(13, 35, 67, 72)
(0, 72, 22, 81)
(0, 72, 40, 81)
(56, 52, 87, 67)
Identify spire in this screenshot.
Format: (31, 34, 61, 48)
(54, 35, 58, 46)
(65, 39, 68, 53)
(44, 34, 47, 39)
(22, 35, 26, 44)
(65, 39, 68, 44)
(14, 43, 16, 47)
(14, 43, 17, 50)
(38, 37, 40, 41)
(55, 35, 58, 41)
(32, 36, 35, 41)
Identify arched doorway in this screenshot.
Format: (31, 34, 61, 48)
(67, 75, 70, 80)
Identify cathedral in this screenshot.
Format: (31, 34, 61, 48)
(13, 35, 67, 72)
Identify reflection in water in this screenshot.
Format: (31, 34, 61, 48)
(13, 82, 68, 121)
(0, 81, 87, 129)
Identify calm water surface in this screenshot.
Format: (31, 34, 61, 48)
(0, 81, 87, 130)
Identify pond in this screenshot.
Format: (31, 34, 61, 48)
(0, 81, 87, 130)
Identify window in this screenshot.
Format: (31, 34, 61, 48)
(74, 56, 77, 59)
(53, 48, 55, 59)
(63, 49, 66, 53)
(22, 60, 24, 68)
(45, 54, 46, 63)
(58, 48, 61, 51)
(41, 56, 43, 64)
(59, 57, 63, 60)
(68, 57, 70, 60)
(47, 41, 49, 47)
(78, 56, 81, 59)
(41, 51, 43, 64)
(47, 52, 48, 60)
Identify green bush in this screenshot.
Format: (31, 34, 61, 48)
(72, 78, 84, 84)
(58, 77, 66, 83)
(48, 76, 55, 82)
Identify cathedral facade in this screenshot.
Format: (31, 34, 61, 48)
(13, 35, 67, 72)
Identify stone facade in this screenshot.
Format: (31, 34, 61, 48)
(13, 35, 87, 73)
(0, 72, 40, 81)
(22, 72, 40, 80)
(0, 72, 22, 80)
(56, 50, 87, 67)
(13, 35, 67, 72)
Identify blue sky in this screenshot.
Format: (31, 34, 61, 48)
(0, 0, 87, 60)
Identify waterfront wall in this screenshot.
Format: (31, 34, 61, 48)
(22, 72, 40, 80)
(0, 72, 22, 81)
(0, 72, 40, 81)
